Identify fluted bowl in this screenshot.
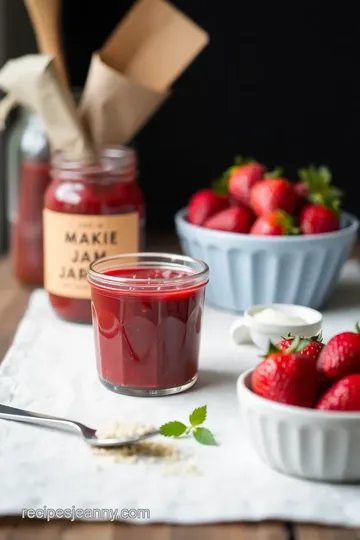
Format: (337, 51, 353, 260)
(237, 369, 360, 482)
(174, 209, 358, 312)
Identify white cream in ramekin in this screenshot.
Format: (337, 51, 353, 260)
(230, 303, 323, 351)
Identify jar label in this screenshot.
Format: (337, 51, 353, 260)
(43, 210, 139, 299)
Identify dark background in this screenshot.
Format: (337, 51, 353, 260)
(63, 1, 360, 231)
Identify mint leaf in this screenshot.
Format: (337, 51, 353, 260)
(193, 427, 217, 446)
(160, 421, 187, 437)
(189, 405, 207, 427)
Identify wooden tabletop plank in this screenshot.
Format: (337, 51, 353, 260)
(0, 256, 32, 360)
(0, 521, 288, 540)
(294, 524, 360, 540)
(169, 522, 288, 540)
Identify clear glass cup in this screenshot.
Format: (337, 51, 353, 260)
(88, 253, 209, 396)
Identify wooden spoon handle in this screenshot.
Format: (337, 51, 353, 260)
(23, 0, 68, 89)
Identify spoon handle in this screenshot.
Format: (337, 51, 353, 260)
(0, 404, 82, 435)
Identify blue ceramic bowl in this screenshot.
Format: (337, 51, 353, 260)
(175, 209, 359, 312)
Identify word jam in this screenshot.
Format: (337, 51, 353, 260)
(59, 230, 118, 280)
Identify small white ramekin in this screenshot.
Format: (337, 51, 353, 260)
(237, 369, 360, 482)
(243, 303, 323, 351)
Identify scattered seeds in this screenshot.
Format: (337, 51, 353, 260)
(93, 422, 180, 464)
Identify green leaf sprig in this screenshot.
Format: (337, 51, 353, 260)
(160, 405, 217, 446)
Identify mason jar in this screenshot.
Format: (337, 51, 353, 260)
(43, 146, 145, 323)
(6, 107, 50, 285)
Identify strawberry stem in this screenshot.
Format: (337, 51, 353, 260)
(355, 322, 360, 334)
(298, 165, 342, 215)
(265, 167, 283, 179)
(273, 210, 299, 236)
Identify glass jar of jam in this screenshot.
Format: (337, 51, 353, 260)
(6, 107, 51, 285)
(88, 253, 209, 396)
(44, 146, 144, 324)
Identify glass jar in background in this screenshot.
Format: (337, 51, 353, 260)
(6, 107, 51, 285)
(43, 146, 145, 324)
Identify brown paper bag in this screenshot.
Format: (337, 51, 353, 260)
(80, 0, 209, 148)
(0, 55, 94, 159)
(80, 54, 166, 148)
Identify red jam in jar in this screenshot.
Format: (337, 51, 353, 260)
(43, 147, 144, 323)
(88, 253, 209, 396)
(11, 159, 51, 285)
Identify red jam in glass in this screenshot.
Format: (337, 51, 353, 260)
(11, 159, 51, 285)
(43, 147, 144, 324)
(88, 254, 209, 396)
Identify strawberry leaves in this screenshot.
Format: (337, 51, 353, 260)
(189, 405, 207, 426)
(298, 165, 342, 214)
(193, 428, 217, 445)
(272, 210, 300, 235)
(265, 166, 283, 179)
(159, 421, 187, 437)
(160, 405, 217, 446)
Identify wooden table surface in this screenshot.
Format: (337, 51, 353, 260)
(0, 253, 358, 540)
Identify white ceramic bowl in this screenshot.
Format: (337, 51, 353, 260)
(237, 369, 360, 482)
(243, 304, 323, 351)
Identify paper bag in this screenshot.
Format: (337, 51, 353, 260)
(80, 54, 166, 148)
(0, 55, 94, 159)
(80, 0, 209, 147)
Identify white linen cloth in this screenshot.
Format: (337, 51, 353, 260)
(1, 260, 360, 525)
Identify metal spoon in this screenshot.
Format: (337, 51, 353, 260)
(0, 404, 160, 448)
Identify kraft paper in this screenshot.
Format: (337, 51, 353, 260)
(0, 55, 94, 160)
(80, 0, 209, 147)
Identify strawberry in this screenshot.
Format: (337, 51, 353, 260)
(203, 205, 254, 233)
(294, 181, 309, 211)
(277, 332, 324, 361)
(212, 155, 255, 196)
(298, 166, 342, 205)
(297, 166, 342, 231)
(252, 338, 318, 407)
(187, 189, 229, 226)
(228, 163, 266, 206)
(316, 374, 360, 411)
(294, 181, 309, 199)
(250, 210, 298, 236)
(317, 324, 360, 382)
(300, 204, 340, 234)
(250, 178, 297, 217)
(277, 333, 330, 397)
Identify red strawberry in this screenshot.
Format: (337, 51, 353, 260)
(277, 333, 324, 361)
(277, 333, 330, 397)
(250, 178, 297, 217)
(203, 205, 254, 233)
(294, 181, 309, 211)
(187, 189, 229, 226)
(228, 163, 266, 206)
(294, 181, 309, 199)
(317, 324, 360, 382)
(300, 204, 340, 234)
(298, 166, 342, 205)
(252, 339, 318, 407)
(250, 210, 298, 236)
(316, 374, 360, 411)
